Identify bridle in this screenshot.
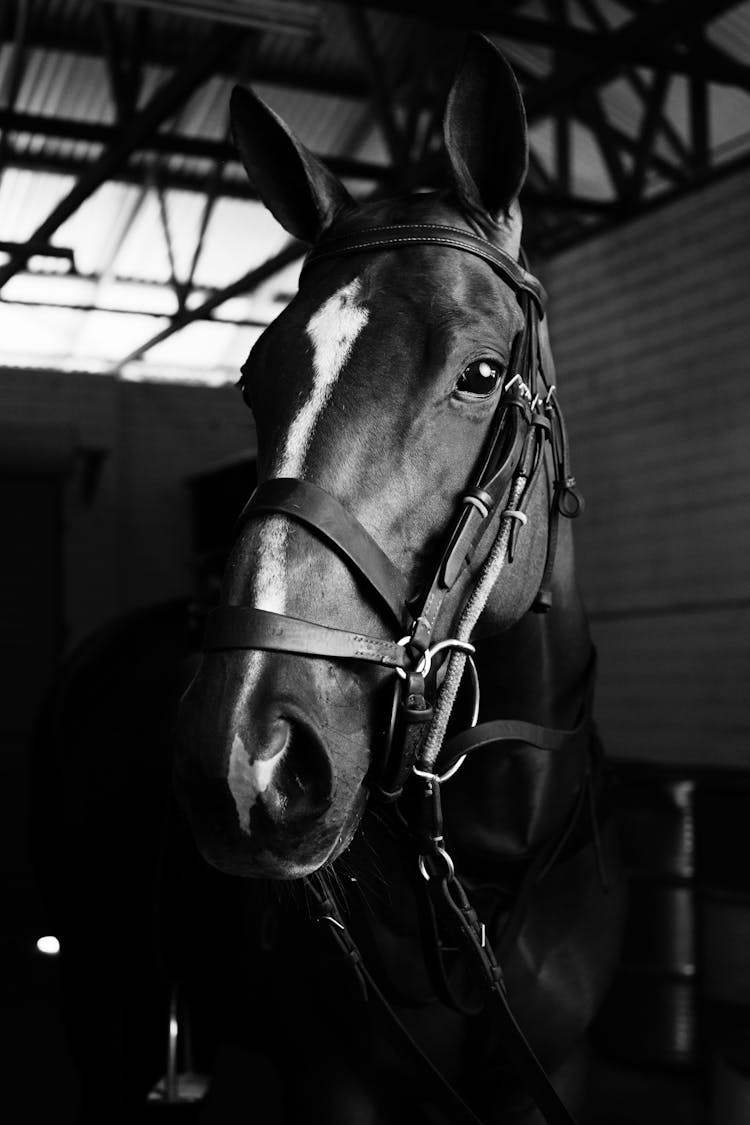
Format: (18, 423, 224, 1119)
(203, 223, 590, 1125)
(204, 222, 582, 791)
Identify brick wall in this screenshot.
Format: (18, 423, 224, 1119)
(542, 169, 750, 766)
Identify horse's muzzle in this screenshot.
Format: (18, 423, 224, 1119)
(174, 657, 341, 876)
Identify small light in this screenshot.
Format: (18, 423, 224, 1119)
(36, 935, 60, 956)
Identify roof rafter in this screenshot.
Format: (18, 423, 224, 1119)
(94, 1, 144, 122)
(0, 110, 388, 182)
(523, 0, 742, 122)
(19, 24, 371, 100)
(110, 240, 304, 373)
(0, 0, 31, 169)
(333, 0, 749, 85)
(0, 23, 249, 293)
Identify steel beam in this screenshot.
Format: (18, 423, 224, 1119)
(0, 110, 389, 182)
(346, 8, 409, 170)
(95, 2, 139, 121)
(0, 25, 240, 292)
(21, 24, 370, 99)
(627, 69, 672, 202)
(2, 295, 269, 330)
(0, 0, 30, 168)
(111, 241, 304, 372)
(523, 0, 743, 123)
(535, 142, 750, 257)
(332, 0, 749, 85)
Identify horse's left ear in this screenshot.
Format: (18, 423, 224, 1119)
(443, 36, 528, 229)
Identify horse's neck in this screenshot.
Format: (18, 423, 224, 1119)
(474, 522, 592, 731)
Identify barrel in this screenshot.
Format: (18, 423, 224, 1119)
(593, 762, 699, 1068)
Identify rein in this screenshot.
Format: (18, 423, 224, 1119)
(204, 223, 591, 1125)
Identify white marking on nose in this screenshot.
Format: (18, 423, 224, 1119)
(251, 278, 369, 614)
(228, 732, 286, 827)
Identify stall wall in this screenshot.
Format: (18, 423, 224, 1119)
(543, 168, 750, 766)
(0, 368, 254, 652)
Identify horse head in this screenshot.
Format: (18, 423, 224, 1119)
(176, 37, 568, 880)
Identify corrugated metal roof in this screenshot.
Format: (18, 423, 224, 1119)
(2, 0, 750, 384)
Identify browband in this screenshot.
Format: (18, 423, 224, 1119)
(301, 223, 546, 316)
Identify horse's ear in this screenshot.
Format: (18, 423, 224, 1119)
(443, 36, 528, 226)
(230, 85, 353, 243)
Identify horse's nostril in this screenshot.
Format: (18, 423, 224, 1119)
(265, 717, 333, 823)
(240, 713, 333, 829)
(262, 716, 292, 761)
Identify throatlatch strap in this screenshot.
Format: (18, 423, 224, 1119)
(237, 477, 410, 629)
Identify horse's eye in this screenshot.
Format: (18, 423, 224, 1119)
(455, 359, 504, 398)
(238, 365, 253, 406)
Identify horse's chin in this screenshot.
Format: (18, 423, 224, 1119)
(194, 785, 368, 881)
(200, 847, 330, 880)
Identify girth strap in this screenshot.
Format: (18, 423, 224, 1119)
(236, 477, 410, 629)
(302, 224, 547, 315)
(204, 606, 411, 670)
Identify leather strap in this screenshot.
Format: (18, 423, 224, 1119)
(429, 873, 577, 1125)
(204, 606, 410, 670)
(237, 478, 410, 629)
(438, 653, 596, 774)
(441, 716, 588, 763)
(310, 874, 488, 1125)
(302, 224, 547, 315)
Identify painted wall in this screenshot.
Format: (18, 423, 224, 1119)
(542, 168, 750, 766)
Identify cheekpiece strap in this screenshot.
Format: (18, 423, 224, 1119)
(302, 224, 546, 316)
(237, 477, 410, 629)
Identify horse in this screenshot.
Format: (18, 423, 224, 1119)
(175, 35, 626, 1125)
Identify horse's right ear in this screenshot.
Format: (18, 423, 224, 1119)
(230, 86, 353, 244)
(443, 36, 528, 229)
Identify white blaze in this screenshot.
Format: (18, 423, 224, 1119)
(228, 731, 286, 824)
(250, 279, 369, 613)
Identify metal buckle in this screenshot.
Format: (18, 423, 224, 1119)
(418, 845, 456, 882)
(394, 635, 475, 682)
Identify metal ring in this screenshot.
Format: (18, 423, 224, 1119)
(418, 846, 455, 882)
(426, 638, 476, 661)
(412, 648, 480, 786)
(395, 634, 436, 680)
(394, 635, 412, 681)
(465, 653, 480, 728)
(432, 654, 479, 783)
(397, 636, 476, 681)
(412, 764, 438, 783)
(437, 754, 466, 783)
